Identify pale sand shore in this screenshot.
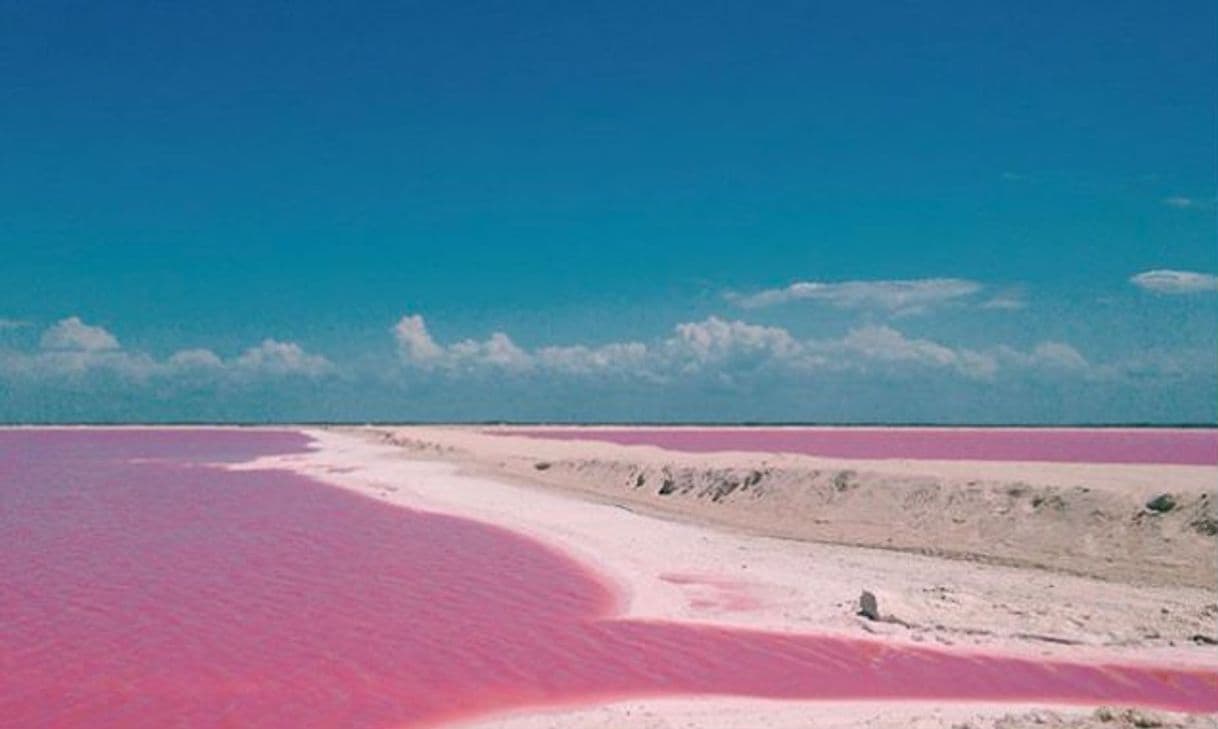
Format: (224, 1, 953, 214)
(231, 426, 1217, 728)
(375, 426, 1218, 589)
(456, 698, 1218, 729)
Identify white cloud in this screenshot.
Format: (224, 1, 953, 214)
(390, 313, 1096, 384)
(1, 317, 330, 383)
(836, 325, 959, 366)
(1130, 269, 1218, 295)
(393, 314, 534, 373)
(0, 318, 29, 331)
(728, 278, 982, 313)
(167, 348, 225, 370)
(450, 332, 533, 372)
(668, 317, 799, 364)
(7, 309, 1195, 400)
(536, 342, 649, 376)
(394, 313, 801, 376)
(813, 325, 998, 379)
(40, 317, 120, 351)
(997, 341, 1089, 372)
(392, 314, 445, 365)
(234, 339, 332, 376)
(1163, 196, 1214, 210)
(483, 333, 531, 370)
(29, 350, 160, 379)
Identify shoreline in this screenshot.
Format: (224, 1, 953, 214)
(453, 697, 1218, 729)
(3, 423, 1213, 429)
(226, 425, 1217, 728)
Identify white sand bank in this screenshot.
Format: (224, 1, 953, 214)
(368, 426, 1218, 589)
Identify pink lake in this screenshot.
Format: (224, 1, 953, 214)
(501, 427, 1218, 465)
(1, 429, 1216, 729)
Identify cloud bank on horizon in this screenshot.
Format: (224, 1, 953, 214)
(387, 268, 1210, 389)
(3, 269, 1215, 423)
(2, 317, 331, 383)
(390, 311, 1081, 381)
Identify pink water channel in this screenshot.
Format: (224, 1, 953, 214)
(2, 430, 1215, 729)
(503, 427, 1218, 465)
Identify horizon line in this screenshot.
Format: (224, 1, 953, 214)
(2, 420, 1216, 429)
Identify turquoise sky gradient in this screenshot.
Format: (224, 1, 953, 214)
(1, 1, 1215, 423)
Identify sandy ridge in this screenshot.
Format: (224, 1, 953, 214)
(368, 426, 1218, 590)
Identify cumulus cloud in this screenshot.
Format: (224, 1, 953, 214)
(26, 349, 160, 380)
(536, 342, 649, 376)
(0, 318, 29, 331)
(392, 314, 445, 365)
(822, 325, 996, 377)
(1, 316, 330, 383)
(668, 317, 799, 364)
(996, 342, 1089, 372)
(1130, 270, 1218, 295)
(235, 339, 332, 376)
(390, 313, 1098, 383)
(728, 278, 983, 314)
(392, 315, 533, 373)
(168, 348, 225, 370)
(450, 332, 533, 372)
(40, 317, 120, 351)
(394, 314, 809, 379)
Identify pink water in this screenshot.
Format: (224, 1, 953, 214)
(503, 427, 1218, 465)
(2, 430, 1215, 729)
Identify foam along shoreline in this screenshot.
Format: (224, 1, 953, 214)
(230, 427, 1218, 728)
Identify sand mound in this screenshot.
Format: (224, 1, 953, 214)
(516, 457, 1215, 588)
(367, 427, 1217, 590)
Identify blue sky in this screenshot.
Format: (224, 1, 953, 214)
(1, 1, 1215, 423)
